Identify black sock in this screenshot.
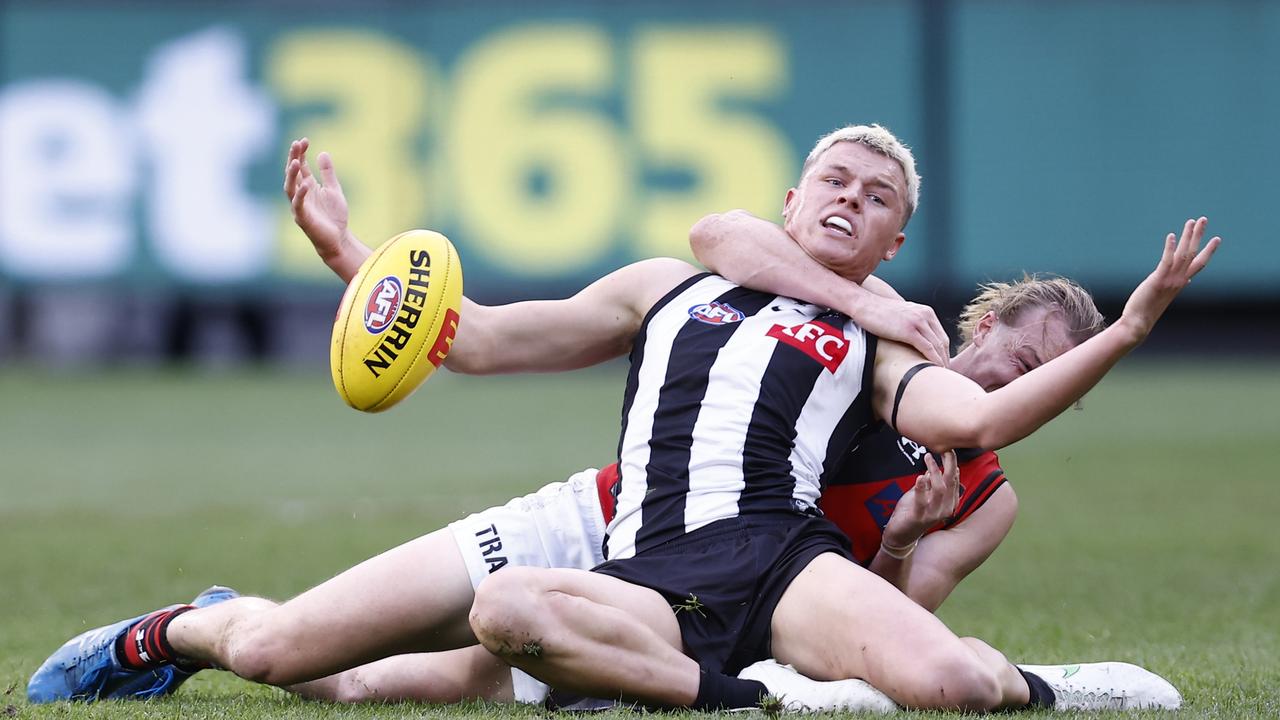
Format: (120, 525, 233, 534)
(114, 606, 197, 670)
(691, 667, 767, 710)
(1018, 668, 1057, 709)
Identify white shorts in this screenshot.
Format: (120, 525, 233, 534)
(448, 468, 608, 704)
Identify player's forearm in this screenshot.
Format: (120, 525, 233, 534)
(689, 210, 882, 317)
(868, 552, 913, 595)
(323, 232, 372, 284)
(445, 299, 619, 375)
(867, 554, 955, 612)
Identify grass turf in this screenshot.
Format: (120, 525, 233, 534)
(1, 361, 1277, 718)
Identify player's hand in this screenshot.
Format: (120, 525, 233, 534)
(283, 138, 355, 266)
(853, 293, 951, 368)
(881, 450, 960, 550)
(1118, 217, 1220, 342)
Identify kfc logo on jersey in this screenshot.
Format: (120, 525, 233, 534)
(363, 276, 404, 334)
(688, 301, 745, 325)
(767, 320, 849, 372)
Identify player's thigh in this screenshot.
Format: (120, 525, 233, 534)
(478, 566, 683, 651)
(770, 552, 976, 689)
(269, 527, 478, 655)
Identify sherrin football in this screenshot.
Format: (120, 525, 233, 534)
(331, 229, 463, 412)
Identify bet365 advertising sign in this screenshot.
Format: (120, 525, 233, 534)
(1, 3, 1274, 297)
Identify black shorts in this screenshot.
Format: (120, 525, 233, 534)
(592, 512, 851, 675)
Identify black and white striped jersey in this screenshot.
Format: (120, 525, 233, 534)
(604, 273, 879, 560)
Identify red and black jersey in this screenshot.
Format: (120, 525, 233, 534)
(821, 422, 1007, 565)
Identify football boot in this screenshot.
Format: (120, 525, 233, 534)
(27, 585, 239, 703)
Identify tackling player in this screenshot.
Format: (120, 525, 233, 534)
(457, 129, 1216, 712)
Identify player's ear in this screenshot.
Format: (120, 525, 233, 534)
(782, 188, 798, 219)
(972, 311, 998, 346)
(882, 232, 906, 261)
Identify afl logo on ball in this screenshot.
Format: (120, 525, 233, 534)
(689, 301, 744, 325)
(364, 276, 404, 334)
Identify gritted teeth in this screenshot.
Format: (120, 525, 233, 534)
(823, 216, 853, 235)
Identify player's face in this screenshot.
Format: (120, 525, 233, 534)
(781, 142, 907, 283)
(961, 306, 1079, 391)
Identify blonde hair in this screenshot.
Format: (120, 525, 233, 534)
(801, 124, 920, 228)
(957, 274, 1105, 350)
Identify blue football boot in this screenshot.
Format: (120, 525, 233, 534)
(27, 585, 240, 703)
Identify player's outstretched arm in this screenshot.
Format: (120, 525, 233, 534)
(284, 137, 371, 283)
(446, 258, 700, 375)
(690, 210, 950, 366)
(283, 141, 702, 376)
(878, 217, 1220, 452)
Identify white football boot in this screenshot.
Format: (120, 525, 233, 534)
(738, 659, 898, 713)
(1018, 662, 1182, 711)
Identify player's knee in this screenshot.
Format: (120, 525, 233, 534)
(469, 567, 545, 657)
(908, 651, 1003, 711)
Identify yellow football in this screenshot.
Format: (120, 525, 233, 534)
(330, 230, 463, 412)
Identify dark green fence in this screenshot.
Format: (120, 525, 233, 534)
(1, 1, 1274, 303)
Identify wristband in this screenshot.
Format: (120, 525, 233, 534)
(880, 536, 919, 560)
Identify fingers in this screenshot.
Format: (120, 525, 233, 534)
(283, 137, 314, 197)
(291, 179, 310, 218)
(318, 152, 343, 192)
(283, 139, 302, 197)
(1189, 236, 1221, 276)
(283, 157, 298, 198)
(941, 450, 960, 512)
(921, 451, 938, 476)
(1176, 217, 1203, 264)
(927, 315, 951, 368)
(913, 451, 960, 520)
(909, 306, 950, 367)
(919, 313, 949, 368)
(912, 335, 946, 368)
(919, 454, 939, 508)
(916, 469, 932, 498)
(1158, 232, 1177, 273)
(1171, 217, 1220, 279)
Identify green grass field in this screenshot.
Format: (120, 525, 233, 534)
(2, 361, 1277, 718)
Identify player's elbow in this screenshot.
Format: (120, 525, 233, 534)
(442, 305, 501, 375)
(689, 210, 751, 268)
(688, 213, 725, 267)
(938, 412, 1005, 453)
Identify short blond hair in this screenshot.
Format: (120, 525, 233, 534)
(957, 274, 1105, 350)
(801, 124, 920, 228)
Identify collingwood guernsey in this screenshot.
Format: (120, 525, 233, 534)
(605, 274, 878, 560)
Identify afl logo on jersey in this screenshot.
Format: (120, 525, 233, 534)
(689, 301, 745, 325)
(363, 276, 404, 335)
